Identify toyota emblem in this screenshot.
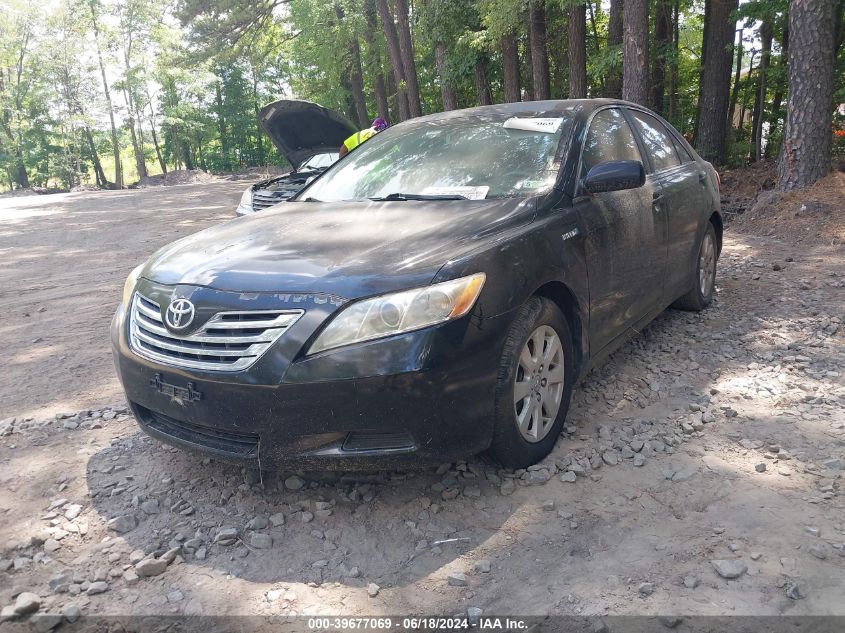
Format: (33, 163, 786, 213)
(165, 298, 195, 330)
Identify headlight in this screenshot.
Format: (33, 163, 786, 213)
(308, 273, 486, 354)
(121, 264, 144, 307)
(236, 188, 254, 214)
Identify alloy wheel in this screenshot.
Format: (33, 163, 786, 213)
(699, 232, 716, 297)
(513, 325, 565, 443)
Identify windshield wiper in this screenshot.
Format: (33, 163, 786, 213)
(369, 192, 468, 202)
(302, 197, 323, 202)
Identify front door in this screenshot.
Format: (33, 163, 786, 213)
(574, 107, 668, 354)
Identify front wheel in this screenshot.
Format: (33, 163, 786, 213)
(672, 222, 718, 312)
(488, 297, 575, 468)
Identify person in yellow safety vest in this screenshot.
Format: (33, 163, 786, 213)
(338, 117, 389, 158)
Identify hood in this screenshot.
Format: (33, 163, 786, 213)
(258, 99, 357, 170)
(140, 198, 535, 298)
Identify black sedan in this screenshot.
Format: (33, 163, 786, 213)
(111, 99, 721, 469)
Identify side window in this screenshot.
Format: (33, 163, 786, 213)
(628, 111, 681, 172)
(580, 108, 642, 179)
(671, 135, 694, 163)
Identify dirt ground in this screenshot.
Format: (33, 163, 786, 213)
(0, 182, 843, 627)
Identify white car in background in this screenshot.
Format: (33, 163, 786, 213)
(236, 99, 355, 215)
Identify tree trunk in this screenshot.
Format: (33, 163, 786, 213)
(529, 0, 551, 100)
(474, 57, 493, 105)
(14, 148, 30, 189)
(376, 0, 410, 121)
(623, 0, 649, 104)
(777, 0, 838, 189)
(89, 1, 122, 189)
(651, 0, 672, 114)
(751, 21, 773, 162)
(694, 0, 738, 165)
(568, 3, 587, 98)
(394, 0, 421, 117)
(123, 89, 147, 180)
(728, 25, 744, 130)
(435, 44, 458, 110)
(363, 0, 391, 123)
(668, 0, 680, 120)
(349, 38, 370, 127)
(214, 81, 230, 171)
(148, 119, 167, 175)
(604, 0, 623, 99)
(501, 33, 521, 103)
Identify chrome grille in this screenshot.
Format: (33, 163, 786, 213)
(251, 190, 286, 211)
(129, 293, 303, 372)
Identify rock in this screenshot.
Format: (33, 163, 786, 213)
(822, 457, 843, 471)
(284, 475, 305, 491)
(269, 512, 285, 527)
(808, 545, 827, 560)
(526, 469, 551, 484)
(14, 592, 41, 615)
(633, 454, 645, 467)
(750, 552, 762, 561)
(367, 583, 380, 597)
(106, 514, 137, 533)
(49, 572, 73, 593)
(463, 486, 481, 498)
(785, 578, 803, 599)
(711, 559, 747, 579)
(559, 471, 577, 483)
(602, 451, 620, 466)
(301, 511, 314, 523)
(168, 590, 184, 603)
(43, 539, 61, 553)
(542, 500, 555, 511)
(86, 581, 109, 595)
(659, 617, 683, 629)
(755, 463, 766, 472)
(500, 480, 516, 496)
(804, 526, 820, 537)
(135, 558, 167, 577)
(64, 504, 82, 520)
(32, 614, 63, 632)
(467, 607, 483, 625)
(122, 569, 139, 585)
(638, 582, 654, 596)
(683, 575, 699, 589)
(441, 487, 460, 500)
(447, 571, 467, 587)
(248, 533, 272, 549)
(473, 559, 491, 573)
(214, 528, 239, 545)
(129, 549, 146, 564)
(62, 603, 81, 623)
(246, 516, 269, 530)
(140, 500, 159, 515)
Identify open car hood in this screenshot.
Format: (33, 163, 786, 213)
(258, 99, 357, 170)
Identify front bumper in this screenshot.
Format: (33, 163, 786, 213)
(111, 295, 512, 469)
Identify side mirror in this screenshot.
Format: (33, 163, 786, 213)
(582, 160, 646, 194)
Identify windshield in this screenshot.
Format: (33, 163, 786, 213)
(301, 112, 573, 202)
(300, 152, 338, 170)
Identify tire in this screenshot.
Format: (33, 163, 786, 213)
(672, 222, 718, 312)
(488, 297, 575, 468)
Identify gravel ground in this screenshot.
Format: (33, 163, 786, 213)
(0, 183, 843, 627)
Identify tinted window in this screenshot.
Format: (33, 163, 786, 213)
(671, 135, 694, 163)
(580, 108, 642, 178)
(628, 111, 681, 172)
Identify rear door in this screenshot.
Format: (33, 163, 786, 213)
(625, 109, 708, 303)
(574, 107, 667, 353)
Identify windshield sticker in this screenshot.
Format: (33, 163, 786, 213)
(422, 186, 489, 200)
(503, 117, 563, 134)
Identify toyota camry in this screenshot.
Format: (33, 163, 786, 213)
(111, 99, 722, 469)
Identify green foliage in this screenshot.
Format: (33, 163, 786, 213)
(0, 0, 839, 190)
